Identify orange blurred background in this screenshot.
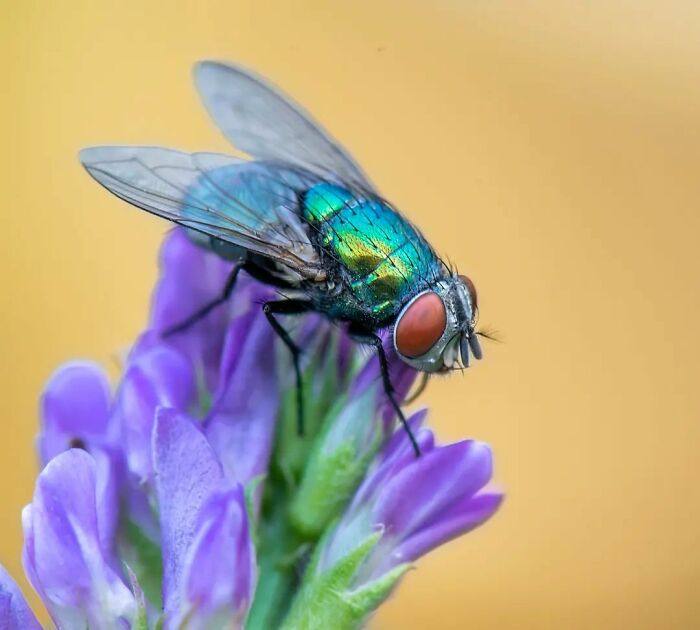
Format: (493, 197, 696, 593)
(2, 1, 700, 627)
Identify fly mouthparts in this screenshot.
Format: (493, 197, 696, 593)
(459, 334, 470, 368)
(469, 332, 483, 361)
(460, 332, 483, 368)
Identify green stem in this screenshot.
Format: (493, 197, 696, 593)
(245, 486, 304, 630)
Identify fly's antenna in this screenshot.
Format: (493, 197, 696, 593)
(476, 327, 501, 343)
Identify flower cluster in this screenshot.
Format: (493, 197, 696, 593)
(0, 229, 503, 629)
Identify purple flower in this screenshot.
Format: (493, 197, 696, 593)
(154, 408, 256, 628)
(281, 416, 502, 629)
(22, 449, 135, 628)
(38, 361, 114, 463)
(2, 227, 502, 630)
(0, 566, 41, 630)
(341, 432, 502, 581)
(38, 362, 122, 552)
(182, 488, 256, 628)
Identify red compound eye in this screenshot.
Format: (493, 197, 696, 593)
(395, 292, 447, 358)
(459, 274, 478, 309)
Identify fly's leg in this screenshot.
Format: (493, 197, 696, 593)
(348, 326, 421, 457)
(263, 299, 312, 436)
(163, 263, 243, 337)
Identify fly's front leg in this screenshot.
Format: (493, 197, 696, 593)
(163, 262, 244, 337)
(263, 299, 312, 436)
(348, 325, 421, 457)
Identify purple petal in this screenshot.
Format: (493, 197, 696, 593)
(90, 447, 121, 556)
(380, 491, 503, 572)
(351, 351, 382, 398)
(336, 329, 354, 381)
(384, 342, 419, 402)
(149, 230, 236, 389)
(22, 449, 134, 628)
(37, 363, 121, 550)
(348, 410, 433, 512)
(20, 507, 40, 608)
(378, 408, 430, 464)
(152, 408, 225, 627)
(150, 231, 233, 331)
(123, 478, 160, 542)
(205, 297, 278, 486)
(0, 565, 41, 630)
(181, 487, 256, 626)
(38, 361, 112, 465)
(114, 343, 194, 482)
(373, 440, 493, 539)
(380, 344, 419, 428)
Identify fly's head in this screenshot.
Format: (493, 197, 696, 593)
(393, 274, 482, 373)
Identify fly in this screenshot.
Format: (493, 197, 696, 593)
(80, 61, 484, 456)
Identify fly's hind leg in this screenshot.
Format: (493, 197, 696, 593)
(263, 299, 312, 436)
(163, 263, 244, 337)
(348, 324, 421, 458)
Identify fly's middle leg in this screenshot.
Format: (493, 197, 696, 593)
(263, 299, 312, 436)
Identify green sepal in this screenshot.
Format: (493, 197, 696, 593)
(288, 439, 357, 537)
(124, 564, 149, 630)
(344, 562, 412, 617)
(193, 360, 213, 418)
(245, 488, 304, 630)
(273, 331, 359, 486)
(120, 519, 163, 609)
(280, 530, 408, 630)
(287, 394, 380, 537)
(244, 473, 266, 546)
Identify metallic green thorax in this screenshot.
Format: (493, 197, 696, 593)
(303, 183, 444, 321)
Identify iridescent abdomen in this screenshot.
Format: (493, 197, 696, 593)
(304, 183, 443, 321)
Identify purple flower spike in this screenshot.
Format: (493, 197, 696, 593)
(0, 565, 41, 630)
(38, 361, 113, 465)
(12, 222, 502, 629)
(183, 487, 256, 628)
(22, 449, 135, 629)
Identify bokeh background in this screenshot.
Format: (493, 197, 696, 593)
(3, 1, 700, 627)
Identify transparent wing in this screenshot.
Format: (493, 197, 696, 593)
(194, 60, 376, 193)
(79, 145, 325, 278)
